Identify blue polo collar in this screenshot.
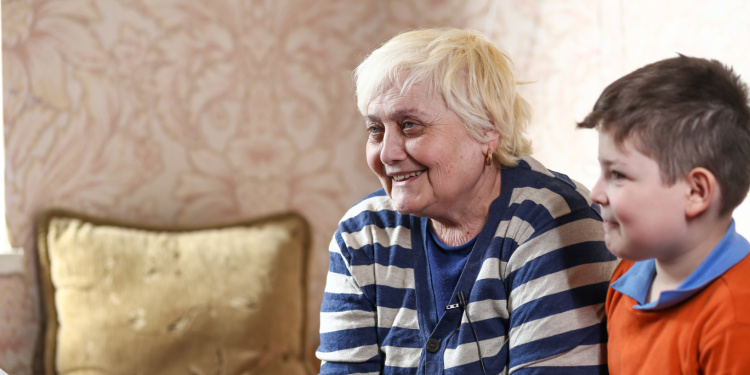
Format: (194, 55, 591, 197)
(611, 220, 750, 311)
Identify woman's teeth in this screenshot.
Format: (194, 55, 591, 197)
(392, 171, 423, 181)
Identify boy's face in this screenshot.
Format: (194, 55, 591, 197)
(591, 131, 691, 261)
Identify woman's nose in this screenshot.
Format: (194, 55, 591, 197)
(380, 128, 407, 164)
(590, 176, 608, 206)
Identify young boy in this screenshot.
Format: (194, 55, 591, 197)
(578, 55, 750, 374)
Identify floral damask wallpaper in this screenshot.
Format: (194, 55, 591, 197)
(3, 0, 750, 373)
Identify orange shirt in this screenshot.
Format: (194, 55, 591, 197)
(606, 256, 750, 374)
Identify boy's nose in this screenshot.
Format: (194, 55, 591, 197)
(590, 177, 608, 206)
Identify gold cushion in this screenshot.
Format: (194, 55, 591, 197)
(36, 210, 312, 375)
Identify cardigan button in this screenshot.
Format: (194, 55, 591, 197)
(426, 338, 440, 353)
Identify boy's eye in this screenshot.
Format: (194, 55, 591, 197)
(610, 170, 626, 179)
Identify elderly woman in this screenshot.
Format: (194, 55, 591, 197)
(317, 28, 617, 375)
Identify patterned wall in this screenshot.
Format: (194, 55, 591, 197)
(3, 0, 750, 373)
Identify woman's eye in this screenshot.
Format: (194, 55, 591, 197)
(402, 121, 424, 134)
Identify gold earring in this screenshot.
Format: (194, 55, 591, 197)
(485, 148, 493, 166)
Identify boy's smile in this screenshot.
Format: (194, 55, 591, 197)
(590, 131, 691, 261)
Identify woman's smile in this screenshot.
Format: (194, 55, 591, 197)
(391, 170, 424, 182)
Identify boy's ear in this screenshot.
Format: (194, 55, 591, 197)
(685, 167, 718, 219)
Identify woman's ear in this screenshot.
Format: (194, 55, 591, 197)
(685, 167, 718, 219)
(483, 128, 500, 152)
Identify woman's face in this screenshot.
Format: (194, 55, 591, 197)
(365, 80, 491, 220)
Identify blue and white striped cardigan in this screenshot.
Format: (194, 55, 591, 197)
(318, 156, 617, 375)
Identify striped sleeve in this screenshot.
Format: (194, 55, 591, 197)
(317, 229, 382, 375)
(504, 187, 617, 374)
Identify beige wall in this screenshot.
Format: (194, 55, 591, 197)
(3, 0, 750, 373)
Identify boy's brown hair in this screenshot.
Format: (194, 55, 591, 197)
(578, 55, 750, 214)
